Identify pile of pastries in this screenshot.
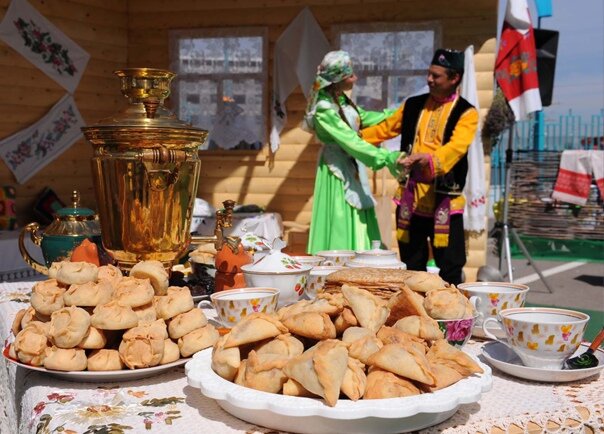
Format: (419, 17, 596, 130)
(7, 260, 219, 372)
(323, 267, 475, 323)
(211, 282, 483, 407)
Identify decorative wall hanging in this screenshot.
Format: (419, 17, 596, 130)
(0, 94, 85, 184)
(461, 45, 487, 234)
(270, 7, 330, 154)
(0, 0, 90, 94)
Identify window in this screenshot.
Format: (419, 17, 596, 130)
(334, 23, 441, 111)
(169, 28, 268, 151)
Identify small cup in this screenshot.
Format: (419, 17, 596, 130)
(306, 265, 344, 299)
(436, 314, 478, 349)
(291, 255, 325, 268)
(198, 287, 279, 327)
(458, 282, 529, 328)
(482, 307, 589, 369)
(315, 250, 355, 266)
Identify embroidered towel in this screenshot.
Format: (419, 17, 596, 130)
(551, 150, 602, 205)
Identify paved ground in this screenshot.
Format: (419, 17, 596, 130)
(484, 236, 604, 341)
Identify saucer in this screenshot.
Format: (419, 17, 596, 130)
(480, 341, 604, 382)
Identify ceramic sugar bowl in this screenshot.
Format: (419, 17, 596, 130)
(346, 240, 407, 269)
(19, 191, 103, 275)
(241, 239, 312, 307)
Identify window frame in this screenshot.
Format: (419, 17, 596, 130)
(332, 22, 442, 107)
(168, 26, 269, 154)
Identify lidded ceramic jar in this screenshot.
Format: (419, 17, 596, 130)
(346, 240, 407, 269)
(81, 68, 208, 273)
(240, 239, 312, 307)
(19, 190, 102, 274)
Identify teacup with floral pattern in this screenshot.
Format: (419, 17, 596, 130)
(315, 250, 355, 266)
(199, 287, 279, 328)
(482, 307, 589, 369)
(458, 282, 529, 328)
(436, 314, 478, 349)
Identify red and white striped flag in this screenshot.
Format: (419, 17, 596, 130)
(495, 0, 542, 120)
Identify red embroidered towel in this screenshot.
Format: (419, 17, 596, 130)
(592, 150, 604, 198)
(551, 150, 592, 205)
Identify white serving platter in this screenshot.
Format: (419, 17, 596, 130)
(3, 353, 189, 383)
(186, 348, 492, 434)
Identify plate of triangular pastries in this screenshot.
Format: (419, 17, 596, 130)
(5, 260, 219, 382)
(186, 284, 492, 433)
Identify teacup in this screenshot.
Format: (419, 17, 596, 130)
(315, 250, 355, 266)
(436, 314, 479, 349)
(482, 307, 589, 369)
(198, 287, 279, 327)
(458, 282, 529, 327)
(306, 265, 344, 299)
(291, 255, 325, 268)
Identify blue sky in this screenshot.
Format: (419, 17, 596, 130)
(527, 0, 604, 118)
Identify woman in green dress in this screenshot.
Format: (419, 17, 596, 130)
(305, 51, 405, 254)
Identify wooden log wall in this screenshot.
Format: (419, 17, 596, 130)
(0, 0, 128, 222)
(0, 0, 496, 280)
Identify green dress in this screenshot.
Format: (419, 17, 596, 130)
(307, 91, 402, 254)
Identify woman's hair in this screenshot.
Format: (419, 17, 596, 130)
(325, 84, 363, 131)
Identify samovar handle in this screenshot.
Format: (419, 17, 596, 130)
(141, 149, 188, 191)
(18, 223, 49, 275)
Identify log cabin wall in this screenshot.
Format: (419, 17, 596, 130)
(0, 0, 496, 280)
(0, 0, 128, 222)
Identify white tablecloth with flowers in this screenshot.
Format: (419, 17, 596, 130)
(1, 281, 602, 434)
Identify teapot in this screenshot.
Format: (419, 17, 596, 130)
(19, 190, 102, 275)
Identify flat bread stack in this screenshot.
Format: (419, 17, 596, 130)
(211, 285, 483, 407)
(323, 268, 416, 299)
(8, 260, 218, 372)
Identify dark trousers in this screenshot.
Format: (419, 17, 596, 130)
(398, 214, 466, 285)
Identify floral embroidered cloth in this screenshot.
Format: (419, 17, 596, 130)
(1, 281, 602, 434)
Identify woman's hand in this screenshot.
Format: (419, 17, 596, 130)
(401, 153, 431, 171)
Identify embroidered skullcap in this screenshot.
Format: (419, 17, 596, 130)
(431, 48, 465, 74)
(304, 50, 354, 130)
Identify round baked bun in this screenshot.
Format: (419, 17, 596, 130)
(156, 286, 194, 320)
(49, 261, 99, 286)
(160, 339, 180, 364)
(77, 326, 107, 349)
(63, 280, 113, 307)
(48, 306, 91, 348)
(30, 279, 65, 316)
(87, 349, 125, 371)
(91, 300, 139, 330)
(178, 324, 219, 357)
(129, 260, 169, 296)
(168, 308, 208, 339)
(97, 264, 123, 286)
(13, 322, 50, 366)
(43, 346, 87, 371)
(113, 277, 155, 308)
(118, 319, 167, 368)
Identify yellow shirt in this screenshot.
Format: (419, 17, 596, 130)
(361, 96, 479, 214)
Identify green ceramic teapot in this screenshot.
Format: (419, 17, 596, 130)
(19, 190, 102, 275)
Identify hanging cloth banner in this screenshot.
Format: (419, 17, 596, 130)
(495, 0, 542, 120)
(0, 94, 85, 184)
(0, 0, 90, 94)
(270, 7, 330, 154)
(461, 45, 487, 234)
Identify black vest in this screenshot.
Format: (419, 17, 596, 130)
(400, 94, 474, 195)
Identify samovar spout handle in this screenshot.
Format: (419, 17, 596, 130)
(222, 200, 236, 227)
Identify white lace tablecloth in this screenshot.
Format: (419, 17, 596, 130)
(1, 281, 602, 434)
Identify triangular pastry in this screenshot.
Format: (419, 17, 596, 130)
(367, 343, 436, 385)
(393, 315, 444, 341)
(341, 285, 389, 334)
(224, 313, 288, 349)
(282, 312, 336, 340)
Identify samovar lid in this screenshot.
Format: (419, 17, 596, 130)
(82, 68, 207, 147)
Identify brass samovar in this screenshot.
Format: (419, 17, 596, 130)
(82, 68, 208, 272)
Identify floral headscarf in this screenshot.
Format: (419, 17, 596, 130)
(304, 50, 354, 130)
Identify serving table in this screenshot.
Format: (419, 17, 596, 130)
(1, 281, 602, 434)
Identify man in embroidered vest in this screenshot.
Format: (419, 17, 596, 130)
(361, 48, 478, 285)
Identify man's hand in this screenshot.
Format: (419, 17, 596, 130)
(401, 153, 431, 171)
